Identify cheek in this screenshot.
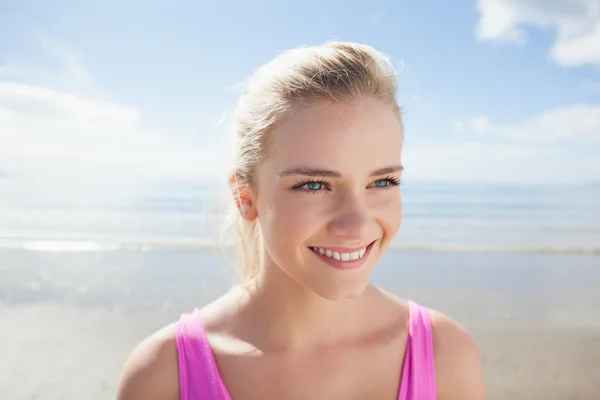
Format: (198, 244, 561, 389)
(258, 191, 320, 252)
(373, 194, 403, 238)
(264, 192, 309, 228)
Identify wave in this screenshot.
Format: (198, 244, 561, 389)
(0, 231, 598, 255)
(387, 243, 600, 255)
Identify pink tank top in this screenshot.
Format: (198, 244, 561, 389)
(176, 300, 436, 399)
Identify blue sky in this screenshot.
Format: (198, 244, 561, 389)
(1, 0, 599, 185)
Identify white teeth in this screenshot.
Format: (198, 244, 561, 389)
(311, 246, 369, 262)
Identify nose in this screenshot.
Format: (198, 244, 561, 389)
(327, 191, 371, 241)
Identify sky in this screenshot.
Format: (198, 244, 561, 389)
(1, 0, 600, 187)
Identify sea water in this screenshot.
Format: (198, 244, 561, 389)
(0, 176, 599, 254)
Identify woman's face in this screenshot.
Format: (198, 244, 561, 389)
(251, 97, 404, 300)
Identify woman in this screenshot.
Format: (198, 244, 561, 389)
(116, 41, 486, 400)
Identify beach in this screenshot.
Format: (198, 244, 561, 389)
(1, 248, 599, 400)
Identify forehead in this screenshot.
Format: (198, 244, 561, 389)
(265, 98, 403, 174)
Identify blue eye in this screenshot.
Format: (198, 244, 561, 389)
(305, 181, 324, 191)
(371, 177, 401, 189)
(291, 180, 329, 193)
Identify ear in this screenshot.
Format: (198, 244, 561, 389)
(228, 173, 258, 222)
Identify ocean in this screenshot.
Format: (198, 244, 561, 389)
(0, 177, 599, 255)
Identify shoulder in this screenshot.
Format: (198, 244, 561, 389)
(115, 322, 180, 400)
(428, 308, 486, 400)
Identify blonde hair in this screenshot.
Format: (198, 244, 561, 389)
(227, 41, 401, 283)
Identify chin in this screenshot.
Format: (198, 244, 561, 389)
(308, 277, 371, 302)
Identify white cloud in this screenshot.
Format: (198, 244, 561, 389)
(0, 35, 231, 184)
(475, 0, 600, 68)
(468, 116, 494, 135)
(452, 119, 466, 132)
(403, 141, 599, 183)
(0, 82, 228, 179)
(457, 104, 600, 142)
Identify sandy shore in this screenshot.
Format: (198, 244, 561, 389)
(1, 249, 599, 399)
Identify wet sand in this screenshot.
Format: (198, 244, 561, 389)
(1, 249, 599, 399)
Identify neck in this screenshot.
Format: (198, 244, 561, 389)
(243, 257, 376, 352)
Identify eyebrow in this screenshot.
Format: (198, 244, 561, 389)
(278, 164, 404, 178)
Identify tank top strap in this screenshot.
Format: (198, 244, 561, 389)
(398, 300, 437, 400)
(176, 309, 231, 400)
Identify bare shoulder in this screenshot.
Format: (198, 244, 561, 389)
(428, 309, 486, 400)
(115, 322, 180, 400)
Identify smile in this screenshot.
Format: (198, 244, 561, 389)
(308, 241, 376, 270)
(308, 246, 367, 261)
